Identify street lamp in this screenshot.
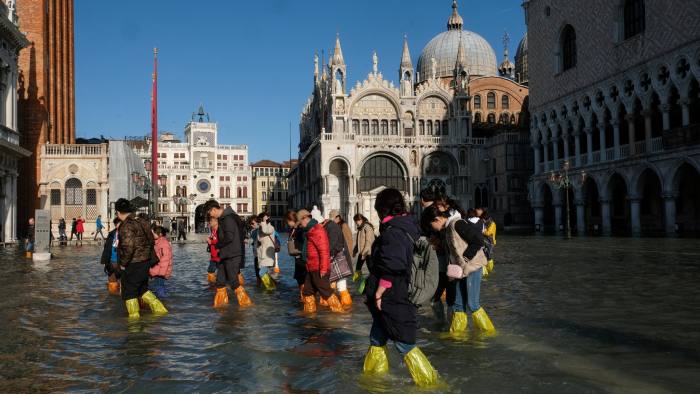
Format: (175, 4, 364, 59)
(549, 160, 586, 239)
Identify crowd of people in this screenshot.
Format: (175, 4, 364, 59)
(95, 185, 499, 387)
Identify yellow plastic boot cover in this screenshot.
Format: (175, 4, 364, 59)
(261, 273, 276, 291)
(235, 287, 253, 307)
(487, 259, 495, 273)
(482, 265, 490, 278)
(450, 311, 468, 333)
(142, 290, 168, 315)
(125, 298, 140, 319)
(214, 287, 229, 307)
(363, 346, 389, 375)
(325, 293, 345, 313)
(404, 347, 439, 387)
(472, 307, 496, 334)
(303, 295, 316, 313)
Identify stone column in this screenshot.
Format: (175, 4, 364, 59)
(643, 110, 652, 153)
(554, 202, 563, 234)
(552, 135, 559, 170)
(663, 193, 677, 236)
(612, 119, 620, 160)
(542, 139, 550, 172)
(585, 127, 594, 165)
(625, 114, 636, 155)
(680, 99, 690, 126)
(563, 133, 570, 163)
(600, 198, 611, 236)
(574, 130, 582, 167)
(660, 104, 671, 131)
(630, 197, 642, 236)
(598, 122, 607, 162)
(533, 143, 542, 175)
(575, 198, 586, 235)
(10, 173, 17, 242)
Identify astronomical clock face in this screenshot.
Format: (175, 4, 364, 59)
(196, 179, 211, 193)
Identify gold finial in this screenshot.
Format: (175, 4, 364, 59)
(154, 47, 158, 55)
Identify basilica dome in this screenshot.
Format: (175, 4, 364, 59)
(416, 1, 497, 83)
(514, 33, 528, 85)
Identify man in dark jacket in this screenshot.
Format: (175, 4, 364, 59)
(114, 198, 168, 319)
(322, 215, 353, 306)
(204, 200, 252, 308)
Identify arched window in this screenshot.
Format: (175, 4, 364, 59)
(459, 149, 466, 166)
(176, 185, 182, 197)
(624, 0, 645, 39)
(487, 92, 496, 109)
(225, 187, 231, 198)
(358, 155, 406, 192)
(442, 120, 449, 135)
(182, 186, 187, 196)
(381, 120, 389, 135)
(243, 186, 248, 198)
(501, 95, 509, 109)
(474, 112, 482, 123)
(371, 120, 379, 135)
(487, 113, 496, 124)
(65, 178, 83, 205)
(362, 120, 369, 135)
(219, 187, 225, 198)
(435, 120, 441, 135)
(427, 120, 433, 135)
(510, 114, 516, 124)
(262, 192, 267, 201)
(390, 120, 398, 135)
(419, 120, 425, 135)
(561, 25, 577, 71)
(474, 95, 481, 109)
(352, 119, 360, 134)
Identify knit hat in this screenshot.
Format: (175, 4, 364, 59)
(114, 198, 134, 213)
(296, 209, 311, 222)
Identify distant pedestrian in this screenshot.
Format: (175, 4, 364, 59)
(480, 208, 496, 275)
(70, 218, 77, 241)
(94, 215, 105, 240)
(76, 216, 85, 244)
(255, 212, 277, 290)
(25, 218, 35, 258)
(58, 218, 67, 245)
(150, 225, 173, 299)
(177, 220, 187, 241)
(352, 214, 375, 284)
(100, 218, 122, 295)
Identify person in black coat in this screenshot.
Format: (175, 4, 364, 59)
(204, 200, 252, 307)
(362, 188, 438, 387)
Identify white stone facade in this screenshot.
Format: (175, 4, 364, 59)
(0, 1, 30, 243)
(525, 0, 700, 236)
(131, 109, 253, 232)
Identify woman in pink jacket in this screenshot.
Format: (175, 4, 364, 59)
(150, 225, 173, 298)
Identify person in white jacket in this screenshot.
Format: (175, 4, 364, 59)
(256, 212, 277, 291)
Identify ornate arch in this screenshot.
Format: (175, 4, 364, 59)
(631, 163, 664, 196)
(348, 90, 401, 119)
(664, 156, 700, 192)
(326, 155, 352, 176)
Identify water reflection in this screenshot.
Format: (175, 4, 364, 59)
(0, 236, 699, 392)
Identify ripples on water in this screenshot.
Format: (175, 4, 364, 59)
(0, 236, 699, 393)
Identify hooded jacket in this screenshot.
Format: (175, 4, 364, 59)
(117, 215, 153, 265)
(303, 219, 330, 275)
(150, 236, 173, 279)
(256, 221, 276, 267)
(354, 223, 375, 259)
(216, 207, 244, 260)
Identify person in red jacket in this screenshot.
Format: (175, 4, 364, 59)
(296, 209, 343, 313)
(149, 225, 173, 299)
(76, 215, 85, 245)
(206, 216, 220, 284)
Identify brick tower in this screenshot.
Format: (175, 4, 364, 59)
(16, 0, 75, 229)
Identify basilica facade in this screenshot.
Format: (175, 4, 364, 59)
(289, 1, 530, 226)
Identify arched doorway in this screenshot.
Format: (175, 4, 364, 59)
(328, 158, 350, 220)
(541, 183, 555, 233)
(194, 204, 207, 233)
(608, 173, 629, 235)
(673, 163, 700, 235)
(357, 154, 407, 226)
(583, 177, 601, 234)
(637, 168, 663, 235)
(421, 151, 456, 196)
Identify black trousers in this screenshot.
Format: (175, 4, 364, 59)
(216, 257, 241, 290)
(293, 259, 307, 287)
(431, 272, 456, 305)
(303, 271, 334, 298)
(121, 261, 150, 300)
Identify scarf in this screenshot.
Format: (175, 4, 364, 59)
(301, 218, 318, 260)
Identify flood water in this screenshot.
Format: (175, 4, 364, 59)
(1, 235, 699, 393)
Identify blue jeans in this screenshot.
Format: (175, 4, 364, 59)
(150, 276, 167, 298)
(207, 260, 217, 273)
(370, 318, 415, 357)
(454, 268, 482, 313)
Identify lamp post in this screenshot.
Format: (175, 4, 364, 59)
(549, 160, 586, 239)
(131, 171, 153, 218)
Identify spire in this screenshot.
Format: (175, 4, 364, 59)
(332, 34, 345, 66)
(447, 0, 464, 31)
(314, 52, 319, 80)
(498, 31, 515, 78)
(455, 34, 466, 69)
(400, 35, 413, 69)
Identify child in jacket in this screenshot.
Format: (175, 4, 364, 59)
(150, 225, 173, 298)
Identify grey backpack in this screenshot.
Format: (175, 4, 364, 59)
(404, 233, 440, 307)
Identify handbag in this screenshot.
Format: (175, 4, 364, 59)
(329, 249, 352, 282)
(269, 235, 281, 253)
(446, 263, 463, 279)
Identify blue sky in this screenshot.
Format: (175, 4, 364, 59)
(75, 0, 525, 162)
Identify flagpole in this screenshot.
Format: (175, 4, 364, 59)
(151, 47, 159, 220)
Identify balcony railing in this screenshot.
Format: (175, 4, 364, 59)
(592, 151, 601, 163)
(44, 144, 106, 157)
(651, 137, 663, 153)
(605, 147, 615, 161)
(321, 133, 485, 146)
(634, 141, 647, 155)
(619, 145, 630, 158)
